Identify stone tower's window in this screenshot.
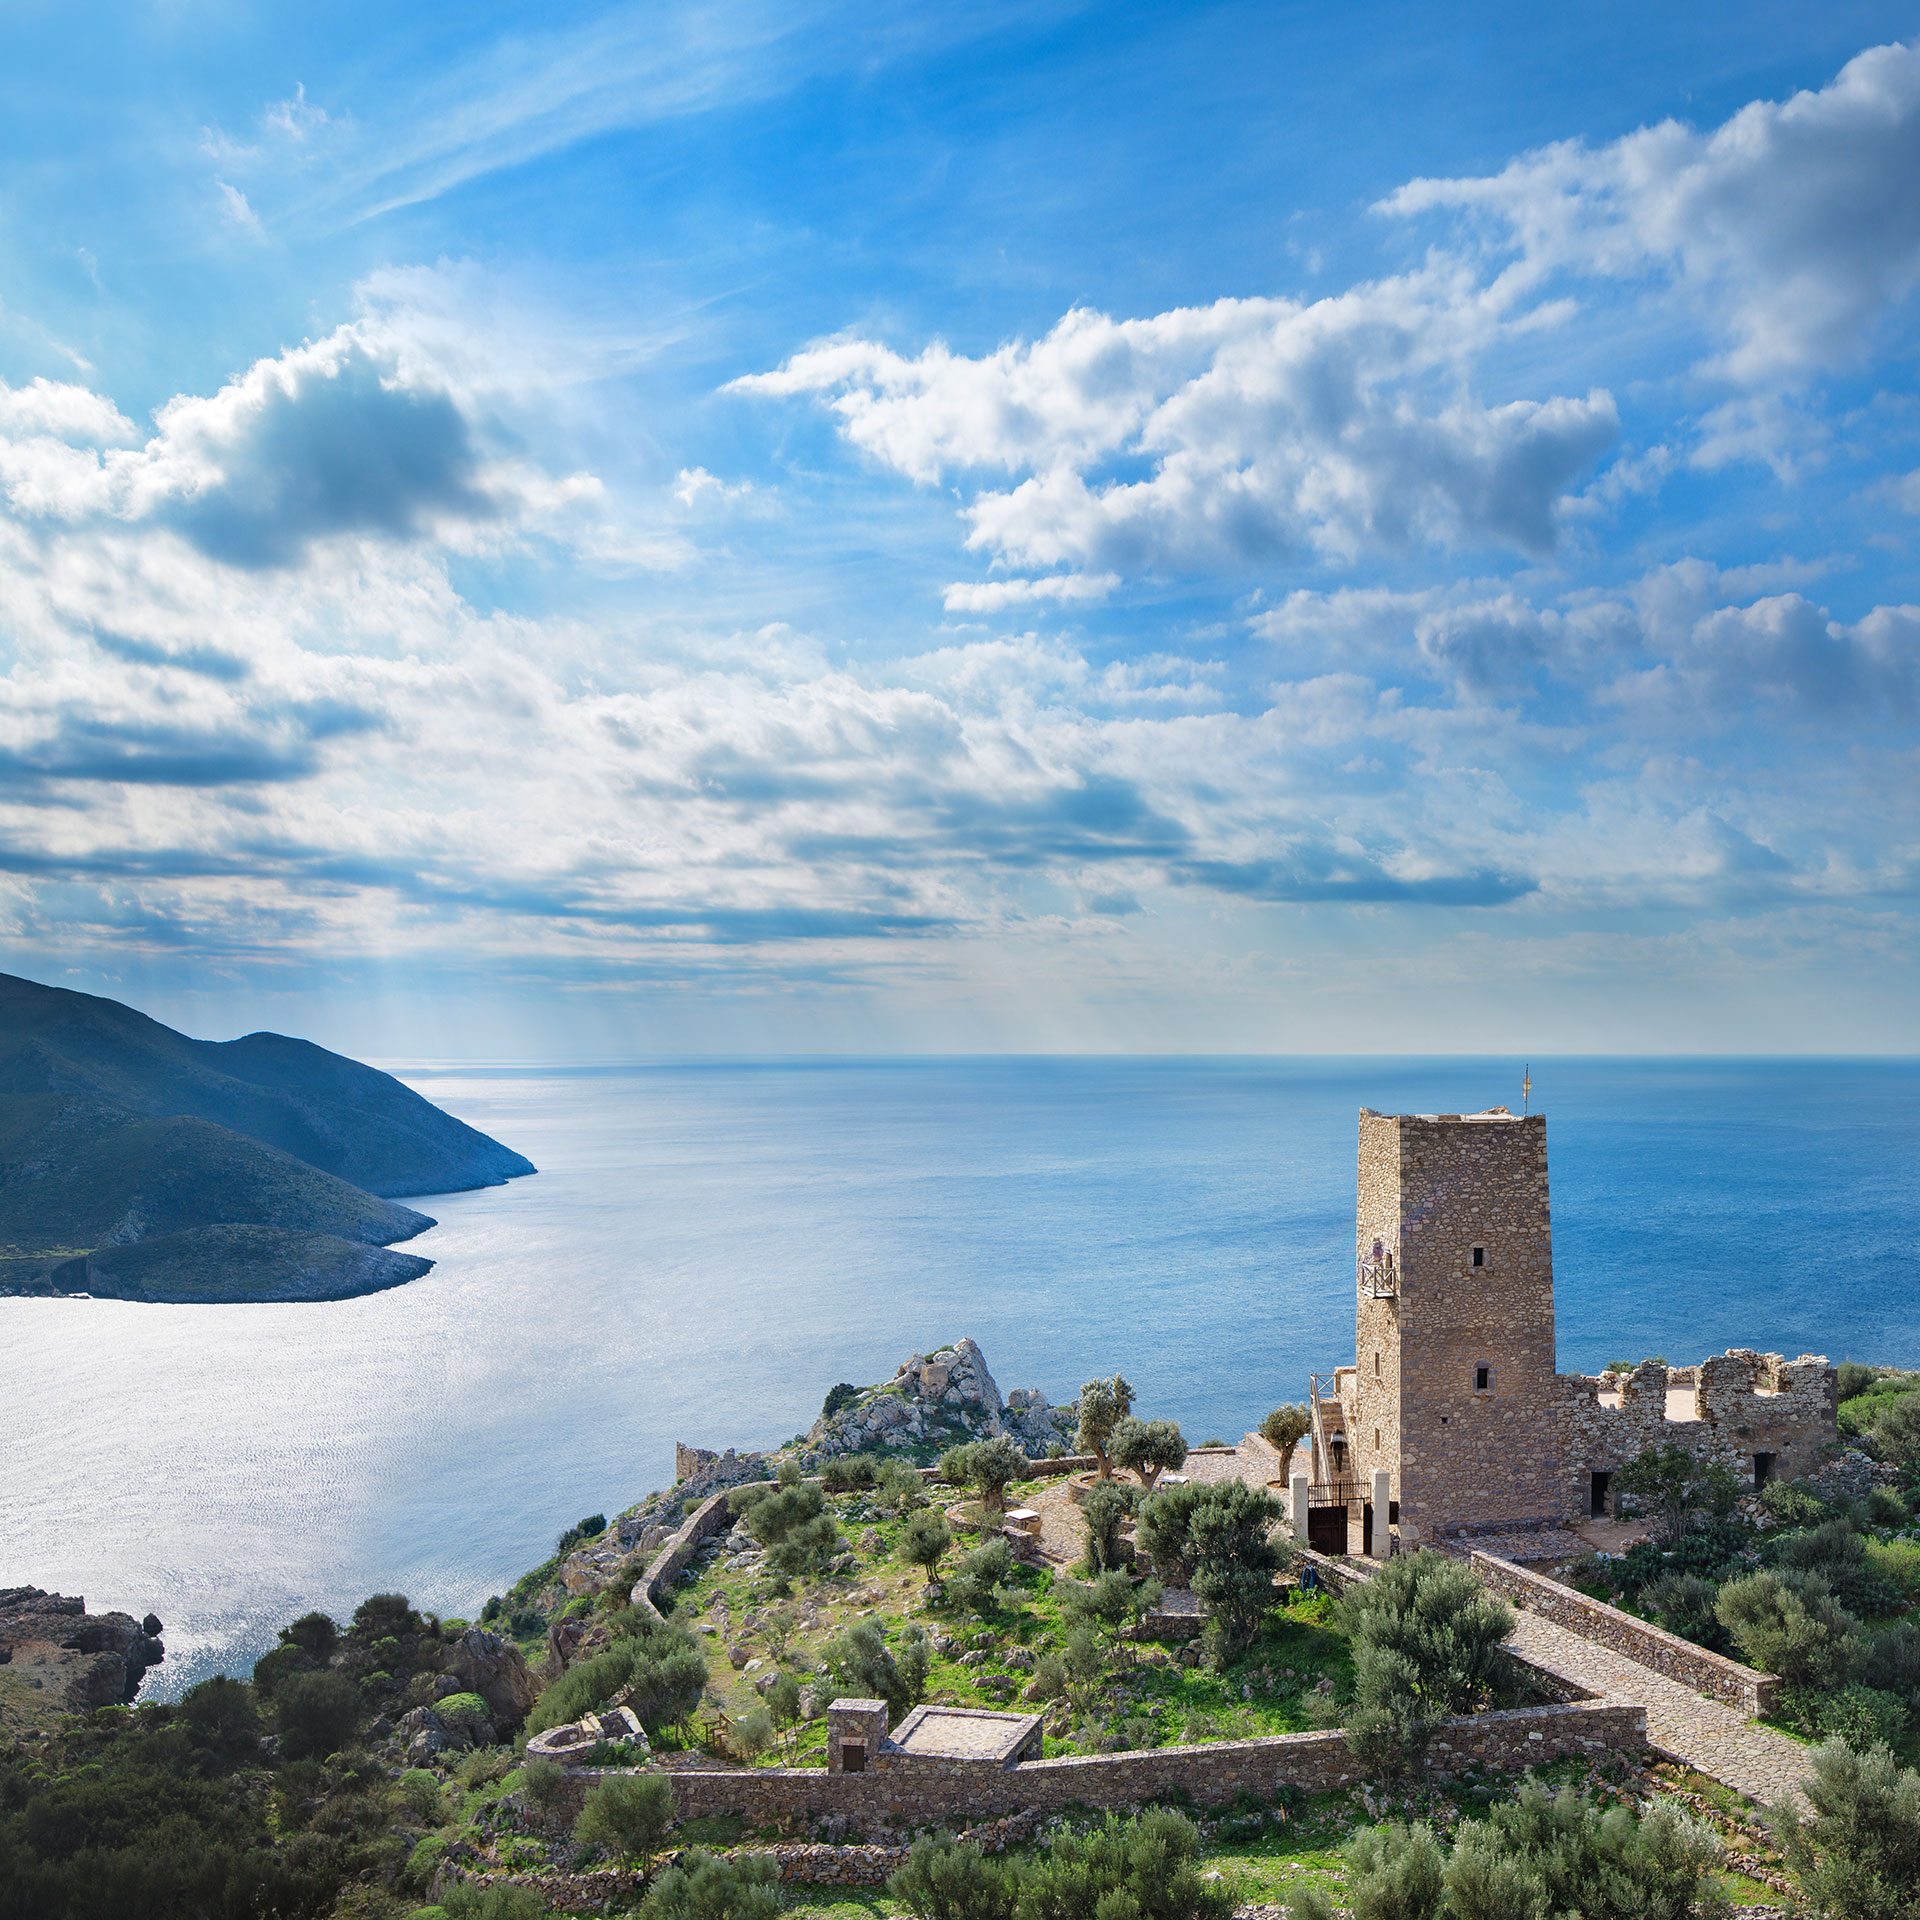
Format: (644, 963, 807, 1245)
(1472, 1245, 1486, 1267)
(1374, 1351, 1380, 1377)
(1374, 1428, 1380, 1449)
(1475, 1365, 1490, 1391)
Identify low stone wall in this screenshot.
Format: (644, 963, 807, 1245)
(562, 1700, 1642, 1825)
(1467, 1552, 1776, 1717)
(630, 1490, 737, 1618)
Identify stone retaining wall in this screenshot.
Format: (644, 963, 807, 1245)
(630, 1490, 737, 1619)
(560, 1700, 1641, 1825)
(1467, 1551, 1776, 1717)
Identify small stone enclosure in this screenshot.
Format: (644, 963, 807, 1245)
(1309, 1106, 1837, 1548)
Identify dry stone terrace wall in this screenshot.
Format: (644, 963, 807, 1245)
(558, 1701, 1642, 1825)
(1466, 1552, 1777, 1718)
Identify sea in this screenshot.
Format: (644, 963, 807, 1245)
(4, 1056, 1916, 1699)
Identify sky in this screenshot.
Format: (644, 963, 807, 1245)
(2, 1, 1919, 1057)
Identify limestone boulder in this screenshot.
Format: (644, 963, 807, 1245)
(444, 1626, 538, 1731)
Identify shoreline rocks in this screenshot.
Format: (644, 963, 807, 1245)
(0, 1586, 164, 1711)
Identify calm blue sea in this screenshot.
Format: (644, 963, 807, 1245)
(3, 1057, 1916, 1697)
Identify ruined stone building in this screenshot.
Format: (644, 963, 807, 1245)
(1301, 1107, 1837, 1554)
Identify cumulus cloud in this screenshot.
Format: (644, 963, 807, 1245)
(0, 331, 507, 568)
(737, 283, 1618, 583)
(1385, 38, 1920, 380)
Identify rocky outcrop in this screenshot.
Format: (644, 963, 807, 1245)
(799, 1339, 1072, 1464)
(443, 1626, 538, 1727)
(0, 1587, 164, 1710)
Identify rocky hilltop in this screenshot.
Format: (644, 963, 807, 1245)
(0, 971, 534, 1303)
(0, 1588, 165, 1733)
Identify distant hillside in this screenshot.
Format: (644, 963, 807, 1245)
(0, 973, 534, 1303)
(49, 1226, 436, 1304)
(0, 973, 535, 1197)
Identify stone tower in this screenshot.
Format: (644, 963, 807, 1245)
(1349, 1107, 1560, 1542)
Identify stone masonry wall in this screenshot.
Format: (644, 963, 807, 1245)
(1467, 1551, 1777, 1717)
(1363, 1111, 1563, 1540)
(1554, 1352, 1835, 1523)
(559, 1700, 1643, 1825)
(629, 1490, 737, 1619)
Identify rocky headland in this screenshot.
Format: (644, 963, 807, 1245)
(0, 970, 534, 1303)
(0, 1587, 165, 1735)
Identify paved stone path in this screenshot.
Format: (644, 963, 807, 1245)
(1503, 1610, 1812, 1807)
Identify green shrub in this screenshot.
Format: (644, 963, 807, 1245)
(437, 1691, 492, 1734)
(527, 1617, 707, 1736)
(520, 1756, 569, 1822)
(444, 1882, 551, 1920)
(823, 1382, 861, 1420)
(1136, 1483, 1207, 1586)
(1819, 1686, 1910, 1750)
(1339, 1552, 1515, 1772)
(1020, 1807, 1231, 1920)
(1136, 1479, 1288, 1662)
(889, 1831, 1021, 1920)
(280, 1610, 341, 1657)
(821, 1618, 931, 1718)
(947, 1538, 1016, 1614)
(575, 1770, 675, 1867)
(404, 1830, 450, 1894)
(741, 1477, 840, 1578)
(275, 1669, 363, 1759)
(876, 1458, 927, 1514)
(1771, 1521, 1904, 1619)
(1617, 1445, 1740, 1548)
(249, 1641, 315, 1700)
(178, 1674, 259, 1755)
(352, 1592, 425, 1641)
(1345, 1820, 1445, 1920)
(1762, 1480, 1830, 1528)
(1863, 1620, 1920, 1703)
(1772, 1736, 1920, 1920)
(1865, 1537, 1920, 1605)
(1716, 1570, 1862, 1690)
(1340, 1784, 1725, 1920)
(1866, 1487, 1909, 1528)
(640, 1848, 781, 1920)
(1644, 1573, 1728, 1652)
(821, 1454, 878, 1493)
(1838, 1362, 1883, 1403)
(1872, 1394, 1920, 1468)
(1079, 1479, 1136, 1574)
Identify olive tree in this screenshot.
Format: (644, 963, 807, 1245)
(1111, 1417, 1187, 1491)
(1260, 1405, 1311, 1461)
(1076, 1376, 1136, 1480)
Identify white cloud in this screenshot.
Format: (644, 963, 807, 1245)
(0, 378, 134, 444)
(738, 279, 1617, 583)
(216, 181, 266, 236)
(942, 573, 1118, 611)
(1384, 38, 1920, 380)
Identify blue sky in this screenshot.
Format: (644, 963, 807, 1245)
(2, 1, 1918, 1055)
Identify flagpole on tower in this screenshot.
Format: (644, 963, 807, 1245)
(1523, 1065, 1532, 1115)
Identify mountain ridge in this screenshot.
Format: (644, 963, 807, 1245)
(0, 972, 534, 1302)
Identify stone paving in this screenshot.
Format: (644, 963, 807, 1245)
(1503, 1609, 1812, 1808)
